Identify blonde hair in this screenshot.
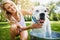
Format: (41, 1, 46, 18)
(1, 0, 20, 24)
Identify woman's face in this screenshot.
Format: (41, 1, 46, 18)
(4, 3, 17, 14)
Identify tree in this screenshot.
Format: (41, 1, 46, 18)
(48, 1, 60, 21)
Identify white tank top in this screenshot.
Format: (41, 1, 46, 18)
(18, 13, 26, 27)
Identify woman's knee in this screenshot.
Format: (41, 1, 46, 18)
(20, 31, 28, 40)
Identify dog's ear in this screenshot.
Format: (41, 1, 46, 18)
(31, 7, 34, 11)
(46, 7, 50, 15)
(46, 7, 50, 12)
(30, 6, 35, 13)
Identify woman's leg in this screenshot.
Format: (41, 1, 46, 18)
(10, 24, 19, 40)
(20, 30, 28, 40)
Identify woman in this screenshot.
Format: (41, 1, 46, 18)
(1, 0, 43, 40)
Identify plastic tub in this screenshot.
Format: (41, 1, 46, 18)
(30, 31, 60, 40)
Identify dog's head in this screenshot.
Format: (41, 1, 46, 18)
(32, 6, 49, 23)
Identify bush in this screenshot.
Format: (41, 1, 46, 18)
(24, 15, 32, 21)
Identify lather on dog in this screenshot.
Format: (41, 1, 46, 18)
(1, 0, 43, 40)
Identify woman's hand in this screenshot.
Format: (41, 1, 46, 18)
(31, 21, 43, 28)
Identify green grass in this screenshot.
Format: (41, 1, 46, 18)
(0, 22, 10, 40)
(51, 21, 60, 32)
(0, 21, 60, 40)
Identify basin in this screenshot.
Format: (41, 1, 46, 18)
(30, 31, 60, 40)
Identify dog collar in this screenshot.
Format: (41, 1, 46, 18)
(32, 16, 37, 23)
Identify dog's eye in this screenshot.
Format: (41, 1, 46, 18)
(44, 10, 47, 12)
(36, 10, 39, 12)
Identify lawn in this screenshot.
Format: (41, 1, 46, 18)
(0, 21, 60, 40)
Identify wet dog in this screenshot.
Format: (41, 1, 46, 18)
(31, 6, 51, 38)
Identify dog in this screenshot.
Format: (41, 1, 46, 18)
(30, 6, 52, 38)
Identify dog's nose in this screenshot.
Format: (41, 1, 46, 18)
(40, 13, 45, 20)
(40, 13, 45, 15)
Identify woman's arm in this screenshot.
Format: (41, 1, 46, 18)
(21, 9, 32, 16)
(18, 23, 43, 32)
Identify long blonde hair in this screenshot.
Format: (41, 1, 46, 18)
(2, 1, 20, 24)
